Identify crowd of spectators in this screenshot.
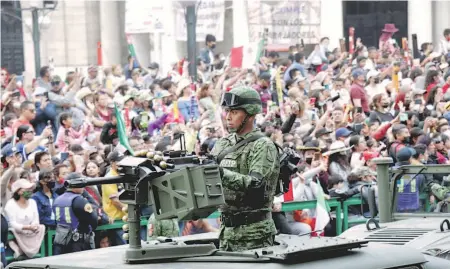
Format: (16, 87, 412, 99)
(1, 28, 450, 264)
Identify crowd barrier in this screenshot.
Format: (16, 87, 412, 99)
(13, 194, 430, 263)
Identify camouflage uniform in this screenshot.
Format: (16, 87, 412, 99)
(211, 86, 280, 251)
(147, 214, 179, 240)
(430, 184, 450, 201)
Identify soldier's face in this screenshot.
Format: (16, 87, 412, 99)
(225, 108, 247, 131)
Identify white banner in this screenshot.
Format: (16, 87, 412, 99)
(125, 0, 164, 34)
(175, 0, 225, 42)
(247, 0, 321, 44)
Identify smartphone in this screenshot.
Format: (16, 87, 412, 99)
(356, 107, 363, 114)
(12, 91, 20, 97)
(330, 93, 340, 102)
(60, 152, 69, 162)
(309, 98, 316, 106)
(414, 99, 422, 105)
(399, 113, 408, 122)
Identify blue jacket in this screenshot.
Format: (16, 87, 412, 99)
(31, 101, 58, 136)
(31, 190, 59, 227)
(199, 47, 213, 65)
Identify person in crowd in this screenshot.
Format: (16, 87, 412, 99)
(53, 173, 98, 255)
(31, 169, 58, 229)
(199, 34, 217, 71)
(4, 179, 45, 259)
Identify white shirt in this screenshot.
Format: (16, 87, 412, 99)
(4, 199, 40, 231)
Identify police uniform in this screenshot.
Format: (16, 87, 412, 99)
(53, 190, 98, 255)
(211, 86, 280, 251)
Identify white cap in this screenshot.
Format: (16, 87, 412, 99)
(366, 70, 380, 81)
(33, 87, 48, 97)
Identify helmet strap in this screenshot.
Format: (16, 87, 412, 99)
(236, 113, 250, 134)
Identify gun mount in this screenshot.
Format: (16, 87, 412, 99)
(65, 152, 224, 263)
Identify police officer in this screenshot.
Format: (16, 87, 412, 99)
(53, 173, 98, 255)
(210, 86, 280, 251)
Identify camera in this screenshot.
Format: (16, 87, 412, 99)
(277, 147, 301, 195)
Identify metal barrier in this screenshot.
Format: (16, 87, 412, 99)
(7, 199, 346, 262)
(6, 232, 46, 262)
(208, 198, 343, 235)
(46, 219, 149, 257)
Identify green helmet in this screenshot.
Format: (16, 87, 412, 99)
(221, 86, 262, 115)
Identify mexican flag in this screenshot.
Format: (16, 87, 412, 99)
(230, 39, 265, 69)
(114, 104, 134, 155)
(126, 34, 137, 58)
(314, 187, 331, 234)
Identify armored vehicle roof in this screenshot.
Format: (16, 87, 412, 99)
(7, 233, 450, 269)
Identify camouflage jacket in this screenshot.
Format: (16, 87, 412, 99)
(210, 128, 279, 250)
(147, 214, 179, 240)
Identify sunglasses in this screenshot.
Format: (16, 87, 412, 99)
(51, 81, 61, 86)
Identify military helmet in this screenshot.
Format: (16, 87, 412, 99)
(220, 86, 262, 115)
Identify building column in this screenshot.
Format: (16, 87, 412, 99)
(320, 0, 343, 49)
(432, 1, 450, 47)
(161, 0, 178, 75)
(99, 1, 122, 67)
(232, 0, 249, 47)
(408, 0, 432, 46)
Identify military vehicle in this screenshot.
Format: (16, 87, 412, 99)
(7, 153, 450, 269)
(340, 157, 450, 260)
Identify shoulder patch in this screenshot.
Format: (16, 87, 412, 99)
(84, 203, 93, 213)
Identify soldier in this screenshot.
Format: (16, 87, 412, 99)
(53, 173, 98, 255)
(147, 213, 180, 240)
(210, 86, 280, 251)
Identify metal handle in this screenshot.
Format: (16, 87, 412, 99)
(440, 219, 450, 232)
(366, 218, 380, 231)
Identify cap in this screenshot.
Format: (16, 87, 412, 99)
(258, 72, 271, 81)
(107, 151, 125, 163)
(412, 88, 426, 95)
(366, 70, 380, 81)
(1, 144, 20, 157)
(335, 128, 353, 139)
(51, 75, 62, 82)
(33, 87, 48, 97)
(148, 62, 159, 69)
(315, 128, 332, 138)
(123, 95, 134, 103)
(11, 179, 35, 194)
(352, 68, 365, 79)
(294, 76, 307, 84)
(396, 147, 416, 162)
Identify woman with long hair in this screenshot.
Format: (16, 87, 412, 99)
(4, 179, 45, 259)
(324, 141, 352, 189)
(369, 93, 394, 123)
(197, 83, 216, 122)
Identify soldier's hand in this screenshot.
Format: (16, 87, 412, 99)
(272, 203, 282, 212)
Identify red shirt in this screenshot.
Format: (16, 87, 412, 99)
(350, 83, 369, 113)
(443, 83, 450, 94)
(12, 119, 33, 134)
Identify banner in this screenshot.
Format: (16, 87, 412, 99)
(247, 0, 321, 44)
(175, 0, 225, 42)
(125, 0, 164, 33)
